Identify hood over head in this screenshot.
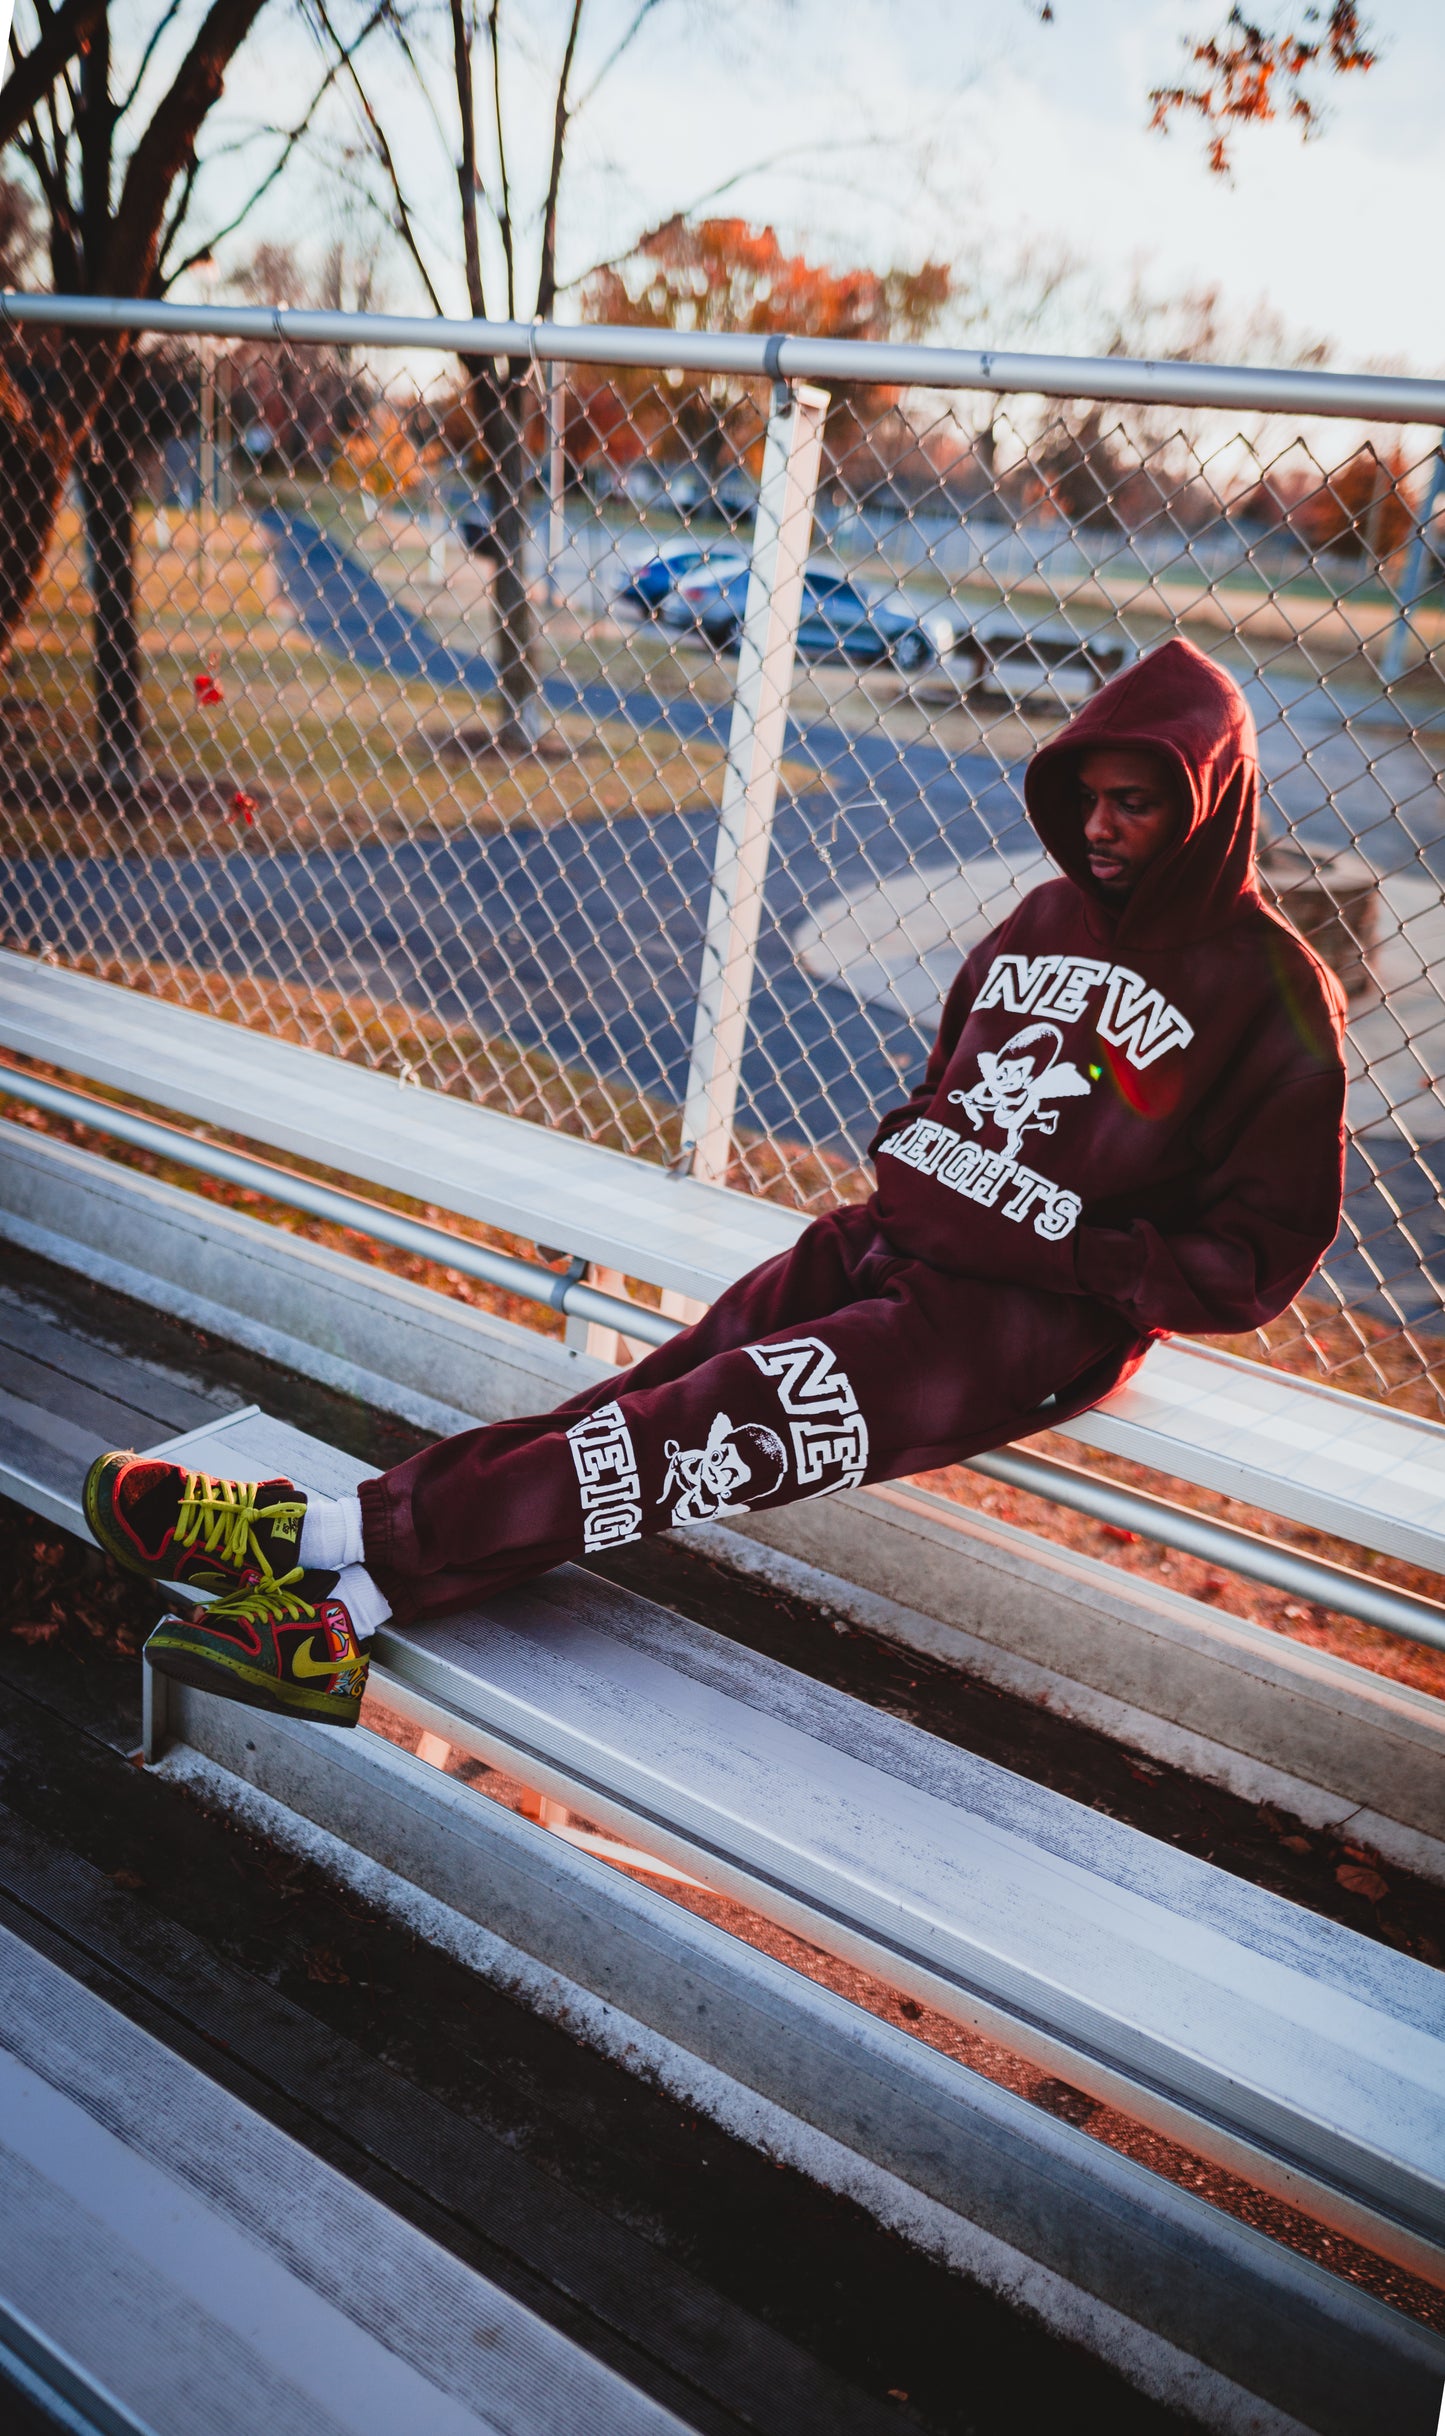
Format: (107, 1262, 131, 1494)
(1023, 638, 1259, 945)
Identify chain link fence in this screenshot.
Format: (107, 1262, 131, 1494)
(2, 299, 1444, 1412)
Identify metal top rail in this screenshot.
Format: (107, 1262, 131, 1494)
(4, 288, 1443, 425)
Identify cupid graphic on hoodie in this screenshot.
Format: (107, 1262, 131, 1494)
(871, 637, 1348, 1342)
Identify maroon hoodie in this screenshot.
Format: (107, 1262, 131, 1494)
(869, 638, 1347, 1340)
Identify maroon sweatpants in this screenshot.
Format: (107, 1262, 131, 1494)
(358, 1201, 1137, 1624)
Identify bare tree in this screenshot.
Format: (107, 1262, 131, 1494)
(0, 0, 382, 795)
(324, 0, 836, 754)
(330, 0, 598, 752)
(0, 1, 281, 791)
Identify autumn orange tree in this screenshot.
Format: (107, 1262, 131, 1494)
(1296, 444, 1413, 559)
(579, 216, 950, 495)
(1148, 4, 1378, 173)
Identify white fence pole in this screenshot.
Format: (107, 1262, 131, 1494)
(1381, 432, 1445, 685)
(681, 379, 829, 1184)
(546, 358, 566, 602)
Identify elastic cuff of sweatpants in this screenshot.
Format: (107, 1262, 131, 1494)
(358, 1473, 413, 1578)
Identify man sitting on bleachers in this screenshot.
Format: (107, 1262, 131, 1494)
(84, 640, 1348, 1728)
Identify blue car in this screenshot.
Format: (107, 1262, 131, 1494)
(672, 564, 954, 671)
(615, 537, 749, 618)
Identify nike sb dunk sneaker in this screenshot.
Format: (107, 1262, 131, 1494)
(84, 1453, 307, 1595)
(142, 1568, 369, 1728)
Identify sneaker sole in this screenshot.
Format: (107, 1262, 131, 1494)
(144, 1629, 364, 1729)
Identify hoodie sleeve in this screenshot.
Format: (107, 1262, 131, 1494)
(1071, 1062, 1347, 1336)
(867, 946, 984, 1162)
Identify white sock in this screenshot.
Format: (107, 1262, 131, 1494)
(299, 1493, 365, 1572)
(336, 1562, 391, 1641)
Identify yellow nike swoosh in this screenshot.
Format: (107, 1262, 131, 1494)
(290, 1634, 354, 1680)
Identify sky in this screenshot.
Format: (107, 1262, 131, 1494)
(197, 0, 1444, 382)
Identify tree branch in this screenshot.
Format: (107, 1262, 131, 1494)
(159, 19, 386, 288)
(154, 147, 201, 286)
(116, 0, 186, 122)
(572, 0, 663, 115)
(1149, 4, 1378, 174)
(558, 129, 908, 297)
(449, 0, 486, 317)
(107, 0, 271, 293)
(0, 0, 106, 153)
(18, 116, 75, 284)
(536, 0, 584, 320)
(486, 0, 516, 317)
(312, 0, 444, 312)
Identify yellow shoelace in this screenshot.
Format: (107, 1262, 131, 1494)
(204, 1567, 313, 1625)
(173, 1471, 305, 1576)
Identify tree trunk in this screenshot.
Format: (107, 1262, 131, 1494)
(473, 361, 542, 753)
(0, 0, 268, 679)
(81, 382, 143, 794)
(0, 331, 120, 657)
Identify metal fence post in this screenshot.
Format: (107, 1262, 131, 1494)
(1381, 431, 1445, 685)
(680, 379, 829, 1184)
(546, 358, 567, 603)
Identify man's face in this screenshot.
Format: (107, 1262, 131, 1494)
(1078, 748, 1184, 898)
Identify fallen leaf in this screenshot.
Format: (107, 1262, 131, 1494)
(109, 1868, 145, 1890)
(303, 1945, 351, 1984)
(1335, 1863, 1389, 1903)
(11, 1618, 60, 1642)
(1279, 1834, 1312, 1855)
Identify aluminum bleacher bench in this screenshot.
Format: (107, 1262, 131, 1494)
(3, 947, 1445, 1594)
(0, 950, 800, 1308)
(125, 1408, 1445, 2316)
(0, 1921, 688, 2436)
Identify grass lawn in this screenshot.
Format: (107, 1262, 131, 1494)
(0, 505, 816, 860)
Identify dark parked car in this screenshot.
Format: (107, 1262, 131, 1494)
(615, 537, 749, 617)
(670, 565, 955, 670)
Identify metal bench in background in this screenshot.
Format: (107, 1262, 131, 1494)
(0, 1923, 692, 2436)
